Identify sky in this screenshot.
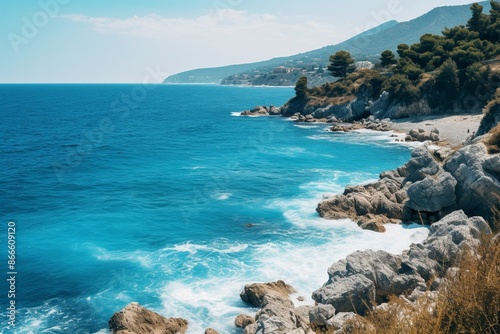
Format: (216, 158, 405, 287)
(0, 0, 481, 83)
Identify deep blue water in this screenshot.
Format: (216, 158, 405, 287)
(0, 84, 428, 333)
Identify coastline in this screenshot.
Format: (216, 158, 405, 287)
(230, 110, 498, 333)
(108, 108, 499, 333)
(390, 114, 483, 147)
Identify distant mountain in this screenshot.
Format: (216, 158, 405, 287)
(164, 1, 489, 84)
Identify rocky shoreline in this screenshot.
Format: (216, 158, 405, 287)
(107, 106, 499, 333)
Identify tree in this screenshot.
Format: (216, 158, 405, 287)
(380, 50, 397, 67)
(467, 3, 488, 34)
(294, 76, 308, 98)
(396, 44, 409, 57)
(432, 59, 459, 110)
(485, 1, 500, 42)
(328, 51, 354, 79)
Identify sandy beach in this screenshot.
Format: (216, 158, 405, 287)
(390, 114, 484, 146)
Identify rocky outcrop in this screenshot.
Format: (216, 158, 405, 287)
(319, 142, 500, 228)
(373, 98, 433, 120)
(109, 302, 188, 334)
(280, 86, 371, 122)
(312, 211, 492, 325)
(443, 143, 500, 227)
(317, 147, 443, 230)
(205, 328, 220, 334)
(312, 249, 424, 314)
(241, 105, 281, 116)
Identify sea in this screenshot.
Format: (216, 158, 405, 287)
(0, 84, 428, 333)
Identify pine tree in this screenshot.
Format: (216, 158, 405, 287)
(294, 76, 308, 98)
(380, 50, 397, 67)
(328, 51, 354, 79)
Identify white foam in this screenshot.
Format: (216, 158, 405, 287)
(210, 191, 232, 200)
(307, 129, 425, 149)
(294, 124, 323, 129)
(91, 246, 153, 268)
(230, 112, 243, 117)
(169, 241, 248, 255)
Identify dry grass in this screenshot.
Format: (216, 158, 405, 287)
(307, 95, 355, 108)
(486, 123, 500, 154)
(339, 234, 500, 334)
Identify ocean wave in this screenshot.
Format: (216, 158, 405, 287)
(293, 124, 324, 129)
(168, 241, 249, 255)
(210, 192, 232, 200)
(91, 247, 153, 268)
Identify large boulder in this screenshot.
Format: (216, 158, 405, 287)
(240, 280, 295, 308)
(243, 294, 312, 334)
(405, 171, 457, 212)
(239, 281, 314, 334)
(108, 302, 188, 334)
(444, 143, 500, 227)
(308, 304, 336, 327)
(399, 147, 441, 184)
(312, 274, 376, 314)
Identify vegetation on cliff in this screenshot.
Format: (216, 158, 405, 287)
(290, 1, 500, 118)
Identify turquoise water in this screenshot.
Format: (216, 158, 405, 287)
(0, 84, 427, 333)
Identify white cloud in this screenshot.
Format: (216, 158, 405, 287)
(61, 10, 351, 62)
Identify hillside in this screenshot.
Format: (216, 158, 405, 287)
(164, 1, 489, 85)
(163, 20, 398, 84)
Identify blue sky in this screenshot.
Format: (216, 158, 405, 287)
(0, 0, 481, 83)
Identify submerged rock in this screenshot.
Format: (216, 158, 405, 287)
(108, 302, 188, 334)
